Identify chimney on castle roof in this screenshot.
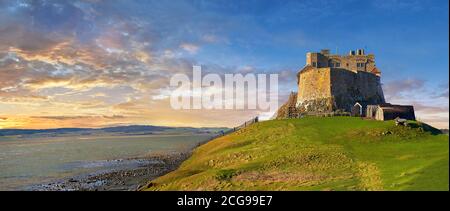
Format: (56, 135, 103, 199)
(320, 49, 330, 56)
(349, 50, 356, 56)
(357, 49, 365, 55)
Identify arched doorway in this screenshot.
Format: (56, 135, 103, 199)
(351, 102, 362, 117)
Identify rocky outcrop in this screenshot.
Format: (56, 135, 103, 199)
(274, 92, 298, 119)
(296, 97, 334, 113)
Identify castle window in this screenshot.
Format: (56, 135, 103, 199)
(312, 62, 317, 67)
(336, 63, 340, 67)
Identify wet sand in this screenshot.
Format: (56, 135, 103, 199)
(28, 151, 190, 191)
(25, 135, 223, 191)
(19, 132, 225, 191)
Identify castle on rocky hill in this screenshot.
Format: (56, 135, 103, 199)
(275, 49, 415, 121)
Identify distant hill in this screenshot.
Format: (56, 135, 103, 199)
(0, 125, 229, 137)
(142, 117, 449, 191)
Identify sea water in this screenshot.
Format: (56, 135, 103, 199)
(0, 134, 211, 190)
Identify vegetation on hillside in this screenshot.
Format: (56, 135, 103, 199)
(142, 117, 449, 191)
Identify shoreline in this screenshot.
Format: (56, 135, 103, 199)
(27, 151, 191, 191)
(26, 135, 220, 191)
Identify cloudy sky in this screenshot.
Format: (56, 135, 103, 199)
(0, 0, 448, 129)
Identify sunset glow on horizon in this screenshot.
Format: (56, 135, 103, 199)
(0, 0, 448, 129)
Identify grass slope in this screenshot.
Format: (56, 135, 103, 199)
(143, 117, 449, 191)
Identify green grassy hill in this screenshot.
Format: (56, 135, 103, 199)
(142, 117, 449, 191)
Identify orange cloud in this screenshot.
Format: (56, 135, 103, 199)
(0, 115, 132, 129)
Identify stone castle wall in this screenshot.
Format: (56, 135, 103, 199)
(296, 68, 385, 113)
(296, 68, 334, 113)
(330, 68, 385, 111)
(297, 68, 331, 101)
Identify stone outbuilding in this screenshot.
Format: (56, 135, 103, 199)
(374, 104, 416, 121)
(365, 105, 379, 119)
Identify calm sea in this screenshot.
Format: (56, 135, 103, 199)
(0, 134, 211, 190)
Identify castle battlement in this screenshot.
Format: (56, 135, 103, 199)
(305, 49, 380, 76)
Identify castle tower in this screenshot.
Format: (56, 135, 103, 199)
(296, 49, 385, 114)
